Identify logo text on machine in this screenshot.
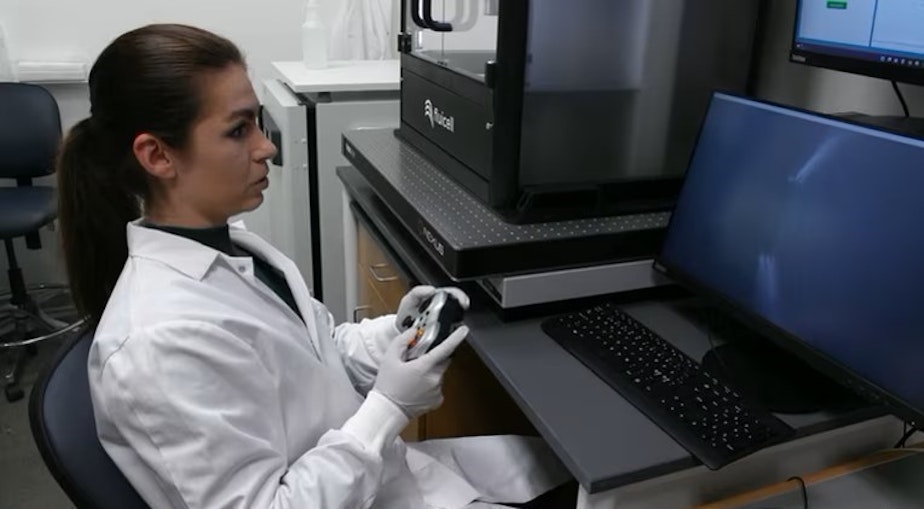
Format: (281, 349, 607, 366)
(424, 99, 455, 132)
(421, 225, 445, 257)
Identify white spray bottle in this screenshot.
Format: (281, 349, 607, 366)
(302, 0, 329, 69)
(0, 23, 15, 81)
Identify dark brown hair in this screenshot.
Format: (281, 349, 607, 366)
(57, 24, 244, 324)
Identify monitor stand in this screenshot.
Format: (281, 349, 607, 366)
(698, 314, 863, 415)
(836, 113, 924, 139)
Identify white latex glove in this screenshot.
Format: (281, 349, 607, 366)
(371, 325, 470, 419)
(395, 285, 471, 331)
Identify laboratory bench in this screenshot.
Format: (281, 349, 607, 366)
(336, 129, 904, 509)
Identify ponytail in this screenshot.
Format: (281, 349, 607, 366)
(57, 118, 141, 324)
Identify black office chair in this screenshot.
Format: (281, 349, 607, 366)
(29, 327, 149, 509)
(29, 327, 573, 509)
(0, 82, 83, 402)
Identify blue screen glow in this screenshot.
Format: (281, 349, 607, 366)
(661, 93, 924, 413)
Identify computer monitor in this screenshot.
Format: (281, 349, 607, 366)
(791, 0, 924, 86)
(655, 92, 924, 425)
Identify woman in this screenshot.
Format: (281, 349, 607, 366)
(58, 24, 565, 509)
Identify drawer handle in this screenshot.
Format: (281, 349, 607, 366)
(352, 305, 372, 322)
(368, 263, 399, 283)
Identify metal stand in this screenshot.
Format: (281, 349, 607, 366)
(1, 238, 84, 403)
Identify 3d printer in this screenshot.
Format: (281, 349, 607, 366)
(397, 0, 765, 223)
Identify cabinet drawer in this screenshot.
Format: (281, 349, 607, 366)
(357, 276, 385, 318)
(358, 221, 393, 274)
(424, 342, 537, 439)
(370, 271, 408, 314)
(358, 220, 411, 315)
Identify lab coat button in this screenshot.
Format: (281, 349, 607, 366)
(238, 266, 246, 273)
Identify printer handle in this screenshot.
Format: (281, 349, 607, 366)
(422, 0, 454, 32)
(410, 0, 429, 30)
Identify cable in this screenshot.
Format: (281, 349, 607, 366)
(788, 476, 809, 509)
(895, 424, 919, 448)
(896, 423, 915, 448)
(705, 308, 726, 367)
(892, 80, 911, 118)
(704, 307, 737, 385)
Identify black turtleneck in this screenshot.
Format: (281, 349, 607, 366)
(142, 222, 302, 322)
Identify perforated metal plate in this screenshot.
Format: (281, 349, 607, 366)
(343, 129, 670, 250)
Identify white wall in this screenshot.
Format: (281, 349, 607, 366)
(0, 0, 343, 293)
(3, 0, 338, 85)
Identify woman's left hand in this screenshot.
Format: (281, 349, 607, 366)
(394, 285, 470, 331)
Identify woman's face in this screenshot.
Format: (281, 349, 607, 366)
(171, 64, 277, 224)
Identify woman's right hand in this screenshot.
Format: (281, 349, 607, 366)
(371, 326, 469, 419)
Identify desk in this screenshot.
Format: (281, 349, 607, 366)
(338, 151, 902, 508)
(697, 446, 924, 508)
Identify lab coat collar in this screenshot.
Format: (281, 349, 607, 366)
(227, 223, 320, 326)
(227, 222, 325, 358)
(126, 220, 222, 281)
(126, 220, 322, 353)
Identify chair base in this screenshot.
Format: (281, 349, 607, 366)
(1, 347, 28, 401)
(1, 284, 84, 403)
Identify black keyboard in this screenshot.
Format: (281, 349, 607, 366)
(541, 302, 795, 470)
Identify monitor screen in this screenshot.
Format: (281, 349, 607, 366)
(656, 92, 924, 423)
(791, 0, 924, 85)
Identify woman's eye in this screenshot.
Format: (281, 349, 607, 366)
(228, 123, 248, 139)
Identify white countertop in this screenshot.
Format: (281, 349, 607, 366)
(272, 60, 400, 93)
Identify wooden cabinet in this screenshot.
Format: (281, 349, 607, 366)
(355, 220, 419, 440)
(353, 219, 536, 442)
(356, 221, 409, 322)
(423, 342, 537, 439)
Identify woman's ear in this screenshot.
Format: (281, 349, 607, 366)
(132, 133, 178, 181)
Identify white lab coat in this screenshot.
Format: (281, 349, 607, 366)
(88, 221, 568, 509)
(329, 0, 396, 60)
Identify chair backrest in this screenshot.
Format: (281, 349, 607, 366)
(0, 82, 61, 180)
(29, 329, 149, 509)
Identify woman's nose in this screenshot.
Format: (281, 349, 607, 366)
(255, 132, 278, 163)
